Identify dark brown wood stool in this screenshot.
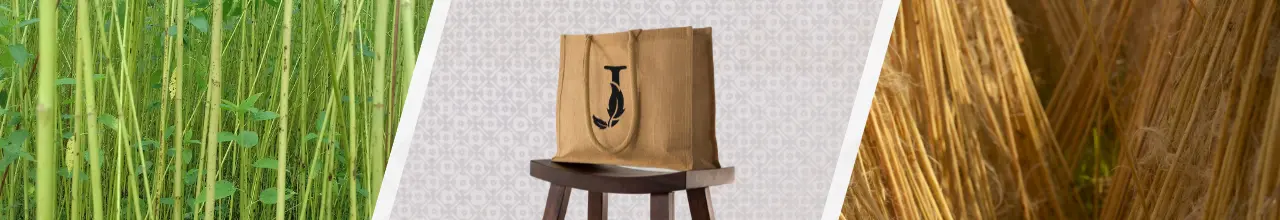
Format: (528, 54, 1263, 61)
(529, 159, 735, 220)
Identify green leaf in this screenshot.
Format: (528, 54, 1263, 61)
(164, 126, 176, 139)
(253, 111, 279, 121)
(8, 45, 30, 65)
(5, 148, 31, 162)
(217, 132, 236, 143)
(55, 78, 76, 85)
(190, 180, 236, 206)
(58, 168, 88, 181)
(93, 74, 106, 80)
(252, 158, 278, 170)
(81, 151, 104, 167)
(223, 0, 243, 17)
(360, 44, 375, 58)
(98, 115, 120, 130)
(190, 0, 209, 8)
(6, 130, 29, 147)
(166, 148, 193, 164)
(188, 16, 209, 33)
(136, 140, 159, 151)
(183, 169, 202, 185)
(258, 188, 295, 204)
(220, 99, 242, 112)
(0, 156, 16, 174)
(15, 18, 37, 29)
(303, 133, 319, 142)
(238, 131, 259, 148)
(160, 198, 175, 205)
(134, 163, 153, 176)
(181, 150, 192, 164)
(314, 111, 328, 131)
(243, 93, 263, 108)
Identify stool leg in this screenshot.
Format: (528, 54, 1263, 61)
(688, 188, 715, 220)
(588, 191, 608, 220)
(542, 185, 571, 220)
(650, 192, 674, 220)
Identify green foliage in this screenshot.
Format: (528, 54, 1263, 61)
(97, 114, 120, 130)
(252, 111, 278, 121)
(184, 169, 204, 185)
(55, 77, 76, 85)
(188, 16, 210, 33)
(221, 93, 281, 121)
(214, 130, 259, 147)
(302, 133, 319, 142)
(15, 18, 37, 29)
(8, 45, 30, 65)
(252, 158, 278, 170)
(217, 131, 236, 143)
(189, 180, 237, 207)
(167, 148, 193, 164)
(258, 187, 294, 204)
(238, 131, 259, 147)
(0, 130, 34, 173)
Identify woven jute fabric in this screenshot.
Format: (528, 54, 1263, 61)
(553, 26, 720, 171)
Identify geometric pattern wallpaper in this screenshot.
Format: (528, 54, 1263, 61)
(389, 0, 883, 219)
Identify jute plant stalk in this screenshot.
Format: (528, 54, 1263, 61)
(84, 1, 107, 218)
(36, 0, 58, 218)
(275, 0, 294, 217)
(339, 0, 366, 218)
(202, 0, 226, 218)
(371, 0, 391, 204)
(399, 0, 416, 97)
(842, 0, 1079, 219)
(171, 0, 187, 217)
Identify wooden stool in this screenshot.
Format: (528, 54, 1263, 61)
(529, 159, 735, 220)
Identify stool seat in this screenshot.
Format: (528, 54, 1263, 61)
(529, 159, 735, 194)
(530, 159, 734, 220)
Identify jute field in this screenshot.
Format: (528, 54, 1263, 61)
(0, 0, 431, 219)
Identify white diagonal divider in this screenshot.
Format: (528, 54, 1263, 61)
(372, 0, 452, 219)
(818, 0, 900, 219)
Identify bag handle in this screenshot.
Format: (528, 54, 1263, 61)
(581, 30, 642, 154)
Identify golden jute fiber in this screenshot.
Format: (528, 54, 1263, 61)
(844, 0, 1280, 219)
(842, 0, 1078, 218)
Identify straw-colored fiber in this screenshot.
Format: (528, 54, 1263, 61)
(842, 0, 1078, 218)
(843, 0, 1280, 219)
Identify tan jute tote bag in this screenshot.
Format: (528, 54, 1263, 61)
(552, 26, 720, 171)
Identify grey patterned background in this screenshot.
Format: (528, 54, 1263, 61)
(389, 0, 882, 219)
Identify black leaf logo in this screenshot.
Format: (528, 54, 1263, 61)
(592, 66, 628, 129)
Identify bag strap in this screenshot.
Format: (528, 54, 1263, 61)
(581, 30, 642, 154)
